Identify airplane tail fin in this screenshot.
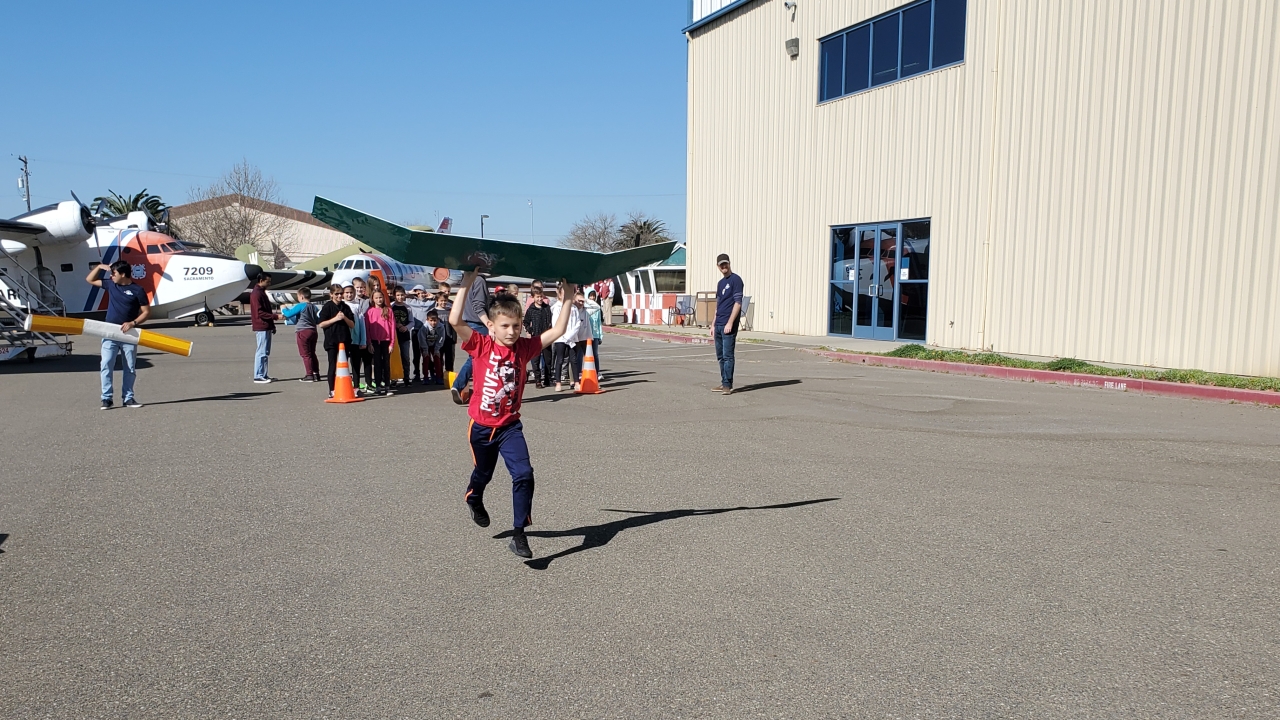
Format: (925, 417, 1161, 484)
(437, 217, 452, 234)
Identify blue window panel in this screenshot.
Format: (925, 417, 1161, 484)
(820, 35, 845, 101)
(871, 14, 900, 87)
(932, 0, 966, 67)
(900, 2, 932, 78)
(843, 25, 871, 94)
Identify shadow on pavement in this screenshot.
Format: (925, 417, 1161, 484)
(0, 533, 7, 553)
(0, 354, 155, 375)
(522, 383, 644, 403)
(494, 498, 839, 570)
(146, 391, 280, 406)
(732, 379, 802, 393)
(598, 370, 653, 380)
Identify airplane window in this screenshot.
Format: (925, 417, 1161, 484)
(146, 245, 160, 254)
(122, 246, 134, 254)
(358, 260, 369, 269)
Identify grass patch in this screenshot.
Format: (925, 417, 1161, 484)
(881, 344, 1280, 392)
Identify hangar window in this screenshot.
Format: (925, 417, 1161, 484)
(819, 0, 966, 103)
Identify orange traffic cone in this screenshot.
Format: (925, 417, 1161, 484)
(576, 340, 605, 395)
(326, 343, 365, 403)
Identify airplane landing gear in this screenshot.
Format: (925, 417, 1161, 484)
(194, 309, 214, 327)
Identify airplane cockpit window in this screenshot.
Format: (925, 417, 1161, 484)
(146, 245, 161, 254)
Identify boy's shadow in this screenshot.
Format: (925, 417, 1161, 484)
(494, 498, 838, 570)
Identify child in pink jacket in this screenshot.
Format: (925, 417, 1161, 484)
(364, 290, 397, 395)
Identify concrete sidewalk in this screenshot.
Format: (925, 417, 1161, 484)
(605, 324, 1280, 407)
(609, 322, 907, 353)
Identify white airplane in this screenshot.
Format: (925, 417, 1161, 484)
(328, 252, 462, 293)
(0, 197, 330, 326)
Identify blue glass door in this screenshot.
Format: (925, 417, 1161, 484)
(853, 225, 898, 340)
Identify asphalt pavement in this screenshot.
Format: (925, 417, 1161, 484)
(2, 325, 1278, 718)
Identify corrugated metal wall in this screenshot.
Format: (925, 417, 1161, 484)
(691, 0, 751, 25)
(687, 0, 1280, 376)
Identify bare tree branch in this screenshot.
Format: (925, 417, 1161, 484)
(172, 160, 297, 267)
(558, 211, 673, 252)
(559, 212, 619, 252)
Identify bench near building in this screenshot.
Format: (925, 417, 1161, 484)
(684, 0, 1279, 377)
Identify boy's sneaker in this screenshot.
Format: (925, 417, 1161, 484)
(253, 377, 272, 384)
(122, 399, 143, 409)
(722, 387, 734, 395)
(300, 375, 316, 382)
(100, 400, 113, 410)
(710, 385, 725, 392)
(468, 500, 490, 528)
(509, 531, 533, 559)
(451, 387, 472, 405)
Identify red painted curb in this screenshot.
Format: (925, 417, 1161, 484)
(603, 326, 1280, 407)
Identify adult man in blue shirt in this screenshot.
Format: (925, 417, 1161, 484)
(712, 253, 743, 395)
(85, 260, 150, 409)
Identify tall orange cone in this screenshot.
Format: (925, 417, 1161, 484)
(326, 343, 365, 403)
(575, 340, 605, 395)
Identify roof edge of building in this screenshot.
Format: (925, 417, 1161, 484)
(683, 0, 761, 35)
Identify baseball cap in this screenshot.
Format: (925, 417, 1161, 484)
(716, 253, 731, 265)
(410, 284, 426, 292)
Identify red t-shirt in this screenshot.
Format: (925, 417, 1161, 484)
(463, 333, 544, 427)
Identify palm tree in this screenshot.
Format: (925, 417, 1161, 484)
(617, 213, 673, 249)
(93, 189, 170, 218)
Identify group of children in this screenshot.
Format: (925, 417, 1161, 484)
(285, 276, 457, 398)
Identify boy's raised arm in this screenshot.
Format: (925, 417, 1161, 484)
(450, 270, 477, 346)
(540, 280, 575, 349)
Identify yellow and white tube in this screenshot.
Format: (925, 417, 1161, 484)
(24, 314, 194, 357)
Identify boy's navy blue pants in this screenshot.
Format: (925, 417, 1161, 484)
(466, 419, 534, 528)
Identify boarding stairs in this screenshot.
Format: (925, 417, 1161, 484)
(0, 250, 72, 361)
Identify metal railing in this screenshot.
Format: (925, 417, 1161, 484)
(0, 248, 72, 358)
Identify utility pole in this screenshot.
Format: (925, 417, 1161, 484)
(527, 199, 534, 243)
(18, 156, 31, 212)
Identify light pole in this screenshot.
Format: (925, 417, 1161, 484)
(480, 214, 489, 239)
(527, 199, 534, 243)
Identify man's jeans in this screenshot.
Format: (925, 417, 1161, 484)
(254, 330, 273, 379)
(452, 321, 488, 391)
(101, 339, 137, 402)
(714, 325, 736, 389)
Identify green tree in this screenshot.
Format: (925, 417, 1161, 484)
(93, 189, 170, 218)
(617, 212, 673, 249)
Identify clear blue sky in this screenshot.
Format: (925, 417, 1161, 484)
(0, 1, 689, 244)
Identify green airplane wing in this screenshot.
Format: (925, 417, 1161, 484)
(311, 196, 677, 284)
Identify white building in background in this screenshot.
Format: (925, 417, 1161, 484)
(685, 0, 1280, 376)
(169, 196, 359, 267)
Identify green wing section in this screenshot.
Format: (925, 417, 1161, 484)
(311, 196, 677, 284)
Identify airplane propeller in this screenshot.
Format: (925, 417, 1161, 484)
(70, 191, 101, 258)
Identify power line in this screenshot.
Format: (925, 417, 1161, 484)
(26, 156, 686, 200)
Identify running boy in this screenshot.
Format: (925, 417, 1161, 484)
(450, 268, 574, 559)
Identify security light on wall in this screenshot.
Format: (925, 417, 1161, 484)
(785, 38, 799, 58)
